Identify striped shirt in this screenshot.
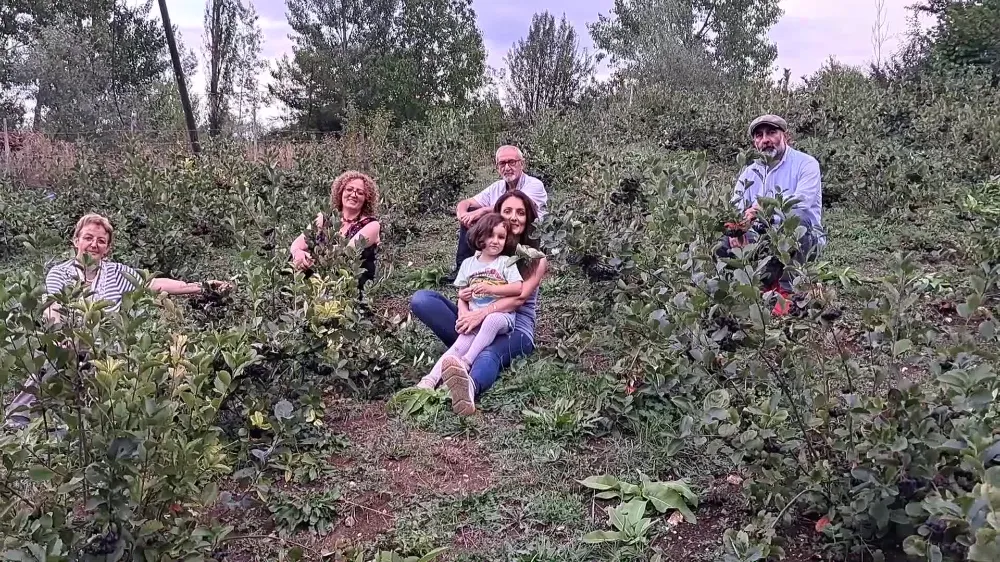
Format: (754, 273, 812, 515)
(45, 259, 140, 311)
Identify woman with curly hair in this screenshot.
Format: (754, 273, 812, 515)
(289, 171, 382, 293)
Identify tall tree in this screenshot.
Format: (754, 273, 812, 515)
(270, 49, 346, 134)
(230, 7, 264, 138)
(589, 0, 782, 88)
(504, 12, 595, 118)
(271, 0, 486, 129)
(2, 0, 171, 135)
(202, 0, 262, 137)
(916, 0, 1000, 76)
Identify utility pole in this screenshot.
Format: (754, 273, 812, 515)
(157, 0, 201, 154)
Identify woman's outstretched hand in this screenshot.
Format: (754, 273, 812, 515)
(205, 280, 234, 294)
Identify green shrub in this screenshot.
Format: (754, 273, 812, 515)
(0, 267, 254, 560)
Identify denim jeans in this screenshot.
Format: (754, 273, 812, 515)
(410, 290, 534, 397)
(455, 226, 475, 272)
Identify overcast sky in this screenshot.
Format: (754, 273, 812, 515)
(160, 0, 918, 123)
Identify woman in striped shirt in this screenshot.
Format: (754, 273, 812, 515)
(41, 213, 232, 323)
(4, 213, 231, 429)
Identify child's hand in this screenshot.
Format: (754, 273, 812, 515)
(458, 287, 474, 301)
(469, 282, 493, 297)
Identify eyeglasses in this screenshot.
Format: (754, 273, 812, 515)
(497, 159, 522, 168)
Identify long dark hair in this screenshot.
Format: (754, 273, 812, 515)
(493, 191, 539, 247)
(493, 190, 542, 277)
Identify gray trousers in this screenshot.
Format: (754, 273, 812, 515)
(716, 229, 822, 292)
(4, 352, 90, 421)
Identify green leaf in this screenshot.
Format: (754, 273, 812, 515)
(904, 502, 925, 517)
(679, 415, 694, 437)
(578, 475, 620, 491)
(56, 476, 84, 495)
(704, 407, 729, 423)
(969, 540, 1000, 562)
(983, 466, 1000, 489)
(718, 423, 739, 437)
(201, 481, 220, 505)
(2, 548, 34, 562)
(582, 530, 622, 544)
(28, 465, 55, 482)
(703, 389, 730, 410)
(665, 438, 684, 457)
(892, 339, 913, 356)
(617, 499, 649, 526)
(749, 305, 765, 330)
(869, 501, 890, 527)
(957, 302, 974, 319)
(273, 399, 294, 420)
(415, 547, 449, 562)
(139, 520, 165, 535)
(941, 439, 967, 451)
(643, 486, 697, 523)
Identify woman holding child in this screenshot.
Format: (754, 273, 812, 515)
(410, 190, 547, 416)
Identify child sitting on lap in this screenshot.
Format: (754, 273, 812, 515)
(417, 213, 522, 390)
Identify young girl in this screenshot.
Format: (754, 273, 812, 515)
(417, 213, 523, 390)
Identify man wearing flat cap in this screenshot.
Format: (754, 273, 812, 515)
(723, 114, 825, 314)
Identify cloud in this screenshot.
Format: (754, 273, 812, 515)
(771, 0, 916, 81)
(149, 0, 923, 122)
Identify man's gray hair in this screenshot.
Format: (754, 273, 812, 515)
(495, 145, 524, 162)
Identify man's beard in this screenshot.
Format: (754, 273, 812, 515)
(760, 145, 784, 160)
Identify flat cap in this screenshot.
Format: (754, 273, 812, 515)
(748, 114, 788, 137)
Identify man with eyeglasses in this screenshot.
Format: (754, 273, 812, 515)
(723, 114, 826, 315)
(449, 145, 548, 279)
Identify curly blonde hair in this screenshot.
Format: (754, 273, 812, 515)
(329, 170, 379, 217)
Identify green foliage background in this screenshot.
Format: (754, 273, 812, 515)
(2, 1, 1000, 559)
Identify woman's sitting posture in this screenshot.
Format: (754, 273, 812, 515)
(410, 191, 548, 416)
(4, 213, 232, 429)
(416, 213, 523, 407)
(289, 171, 382, 296)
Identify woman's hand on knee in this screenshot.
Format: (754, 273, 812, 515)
(456, 307, 487, 334)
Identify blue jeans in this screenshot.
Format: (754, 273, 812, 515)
(455, 225, 474, 272)
(410, 290, 535, 397)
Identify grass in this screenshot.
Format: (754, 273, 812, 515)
(0, 163, 974, 561)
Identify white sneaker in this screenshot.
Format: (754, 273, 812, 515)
(441, 356, 475, 416)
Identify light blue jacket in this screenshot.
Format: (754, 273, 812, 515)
(731, 146, 826, 246)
